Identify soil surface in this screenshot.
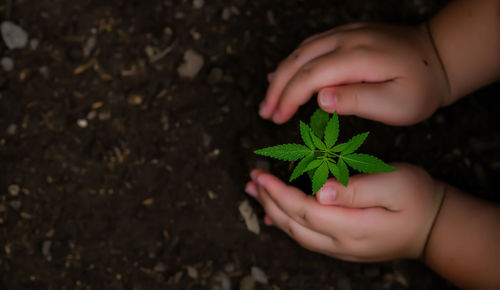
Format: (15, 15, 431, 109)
(1, 0, 499, 289)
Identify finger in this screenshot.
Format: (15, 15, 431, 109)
(317, 81, 413, 126)
(245, 181, 259, 198)
(315, 176, 399, 210)
(267, 72, 275, 83)
(271, 50, 393, 124)
(259, 35, 342, 120)
(256, 183, 339, 256)
(255, 172, 365, 235)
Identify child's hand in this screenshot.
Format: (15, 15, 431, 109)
(245, 164, 445, 261)
(259, 23, 450, 126)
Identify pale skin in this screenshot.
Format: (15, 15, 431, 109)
(248, 0, 500, 289)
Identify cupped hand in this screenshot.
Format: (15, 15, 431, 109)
(259, 23, 450, 126)
(245, 163, 445, 262)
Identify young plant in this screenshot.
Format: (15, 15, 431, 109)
(255, 109, 397, 195)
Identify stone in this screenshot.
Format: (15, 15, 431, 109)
(193, 0, 204, 9)
(1, 21, 28, 49)
(8, 184, 20, 196)
(6, 124, 17, 135)
(177, 49, 204, 79)
(212, 272, 231, 290)
(251, 266, 268, 284)
(42, 240, 52, 261)
(238, 200, 260, 234)
(1, 57, 14, 71)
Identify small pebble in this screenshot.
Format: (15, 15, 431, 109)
(29, 38, 39, 50)
(177, 49, 204, 79)
(1, 57, 14, 71)
(212, 272, 231, 290)
(1, 21, 29, 50)
(83, 36, 96, 58)
(251, 266, 268, 284)
(193, 0, 204, 9)
(221, 8, 232, 21)
(187, 266, 198, 279)
(42, 240, 52, 261)
(98, 111, 111, 121)
(6, 124, 17, 135)
(0, 203, 6, 213)
(8, 184, 20, 196)
(77, 119, 88, 128)
(154, 262, 167, 272)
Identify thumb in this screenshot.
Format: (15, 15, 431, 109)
(317, 82, 410, 126)
(316, 175, 395, 209)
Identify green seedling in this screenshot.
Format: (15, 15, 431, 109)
(255, 109, 397, 195)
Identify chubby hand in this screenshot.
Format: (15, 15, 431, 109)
(259, 23, 450, 125)
(245, 163, 445, 262)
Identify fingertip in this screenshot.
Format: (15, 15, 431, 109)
(264, 215, 273, 226)
(250, 169, 264, 181)
(245, 181, 258, 198)
(316, 180, 338, 205)
(318, 87, 338, 113)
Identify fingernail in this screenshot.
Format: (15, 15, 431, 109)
(264, 215, 273, 225)
(317, 185, 337, 205)
(245, 183, 258, 197)
(259, 102, 269, 117)
(271, 110, 281, 123)
(319, 89, 337, 109)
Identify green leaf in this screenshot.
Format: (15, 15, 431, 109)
(324, 111, 339, 148)
(337, 158, 350, 186)
(310, 133, 326, 150)
(304, 159, 324, 172)
(254, 144, 312, 161)
(312, 162, 329, 195)
(342, 153, 397, 173)
(332, 142, 349, 152)
(299, 121, 314, 150)
(310, 109, 329, 139)
(327, 162, 340, 181)
(289, 153, 314, 182)
(339, 132, 370, 155)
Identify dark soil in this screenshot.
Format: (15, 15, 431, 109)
(1, 0, 499, 289)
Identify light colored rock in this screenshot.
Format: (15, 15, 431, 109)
(212, 271, 231, 290)
(251, 266, 268, 284)
(6, 124, 17, 135)
(187, 266, 198, 279)
(83, 36, 96, 58)
(1, 57, 14, 71)
(177, 49, 204, 79)
(238, 200, 260, 234)
(193, 0, 204, 9)
(42, 240, 52, 261)
(1, 21, 28, 49)
(8, 184, 20, 196)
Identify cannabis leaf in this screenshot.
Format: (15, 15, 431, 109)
(255, 109, 397, 194)
(254, 144, 312, 161)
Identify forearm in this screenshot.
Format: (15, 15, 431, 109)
(424, 183, 500, 289)
(428, 0, 500, 105)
